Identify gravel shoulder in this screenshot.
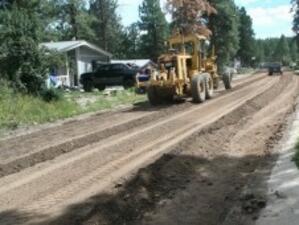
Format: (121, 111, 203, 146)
(254, 99, 299, 225)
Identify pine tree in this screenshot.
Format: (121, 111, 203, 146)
(237, 7, 255, 66)
(89, 0, 124, 55)
(121, 23, 142, 59)
(50, 0, 95, 41)
(273, 35, 291, 65)
(208, 0, 240, 72)
(263, 38, 280, 62)
(0, 0, 39, 10)
(138, 0, 169, 60)
(292, 0, 299, 44)
(290, 40, 298, 62)
(255, 39, 265, 65)
(38, 0, 61, 41)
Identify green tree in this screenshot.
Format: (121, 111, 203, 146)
(290, 40, 298, 62)
(255, 39, 265, 65)
(0, 2, 53, 94)
(237, 7, 255, 66)
(263, 38, 280, 62)
(121, 23, 142, 59)
(208, 0, 240, 72)
(138, 0, 169, 60)
(292, 0, 299, 44)
(50, 0, 95, 41)
(89, 0, 124, 55)
(38, 0, 62, 41)
(0, 0, 40, 9)
(0, 0, 69, 42)
(273, 35, 291, 65)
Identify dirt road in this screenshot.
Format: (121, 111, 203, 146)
(0, 72, 298, 225)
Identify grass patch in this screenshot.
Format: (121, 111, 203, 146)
(237, 67, 255, 75)
(65, 88, 146, 113)
(0, 85, 146, 136)
(293, 140, 299, 168)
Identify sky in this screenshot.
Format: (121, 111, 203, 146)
(117, 0, 294, 39)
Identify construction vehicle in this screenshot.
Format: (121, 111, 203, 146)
(147, 33, 232, 105)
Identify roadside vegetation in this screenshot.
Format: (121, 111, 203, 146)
(293, 140, 299, 168)
(237, 67, 256, 74)
(0, 83, 145, 136)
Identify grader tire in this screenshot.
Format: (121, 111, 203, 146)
(147, 86, 162, 105)
(223, 72, 232, 90)
(213, 77, 219, 90)
(163, 93, 174, 103)
(204, 73, 214, 99)
(192, 74, 206, 103)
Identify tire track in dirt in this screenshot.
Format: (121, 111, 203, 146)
(0, 75, 272, 194)
(221, 74, 299, 225)
(78, 73, 299, 225)
(0, 74, 278, 225)
(0, 73, 265, 178)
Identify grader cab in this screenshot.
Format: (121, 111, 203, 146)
(147, 33, 232, 105)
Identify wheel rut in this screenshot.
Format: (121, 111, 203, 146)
(0, 73, 285, 225)
(0, 73, 266, 178)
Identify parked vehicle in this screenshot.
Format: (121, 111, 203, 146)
(80, 63, 138, 92)
(268, 63, 283, 76)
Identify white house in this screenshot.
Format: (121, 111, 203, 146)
(41, 40, 112, 87)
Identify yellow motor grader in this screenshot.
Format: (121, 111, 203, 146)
(147, 33, 232, 105)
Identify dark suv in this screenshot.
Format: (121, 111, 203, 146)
(268, 63, 283, 76)
(80, 63, 138, 92)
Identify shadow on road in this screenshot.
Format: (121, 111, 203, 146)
(0, 152, 277, 225)
(0, 210, 48, 225)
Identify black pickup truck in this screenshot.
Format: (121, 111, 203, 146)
(80, 63, 138, 92)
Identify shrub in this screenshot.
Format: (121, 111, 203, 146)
(40, 88, 63, 102)
(0, 79, 13, 98)
(0, 4, 60, 95)
(0, 84, 79, 133)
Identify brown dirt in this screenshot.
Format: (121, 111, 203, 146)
(0, 73, 264, 178)
(0, 73, 297, 225)
(75, 73, 299, 225)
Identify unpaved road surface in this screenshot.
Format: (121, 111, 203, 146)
(0, 72, 298, 225)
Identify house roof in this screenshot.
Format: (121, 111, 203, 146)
(40, 40, 112, 57)
(111, 59, 155, 68)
